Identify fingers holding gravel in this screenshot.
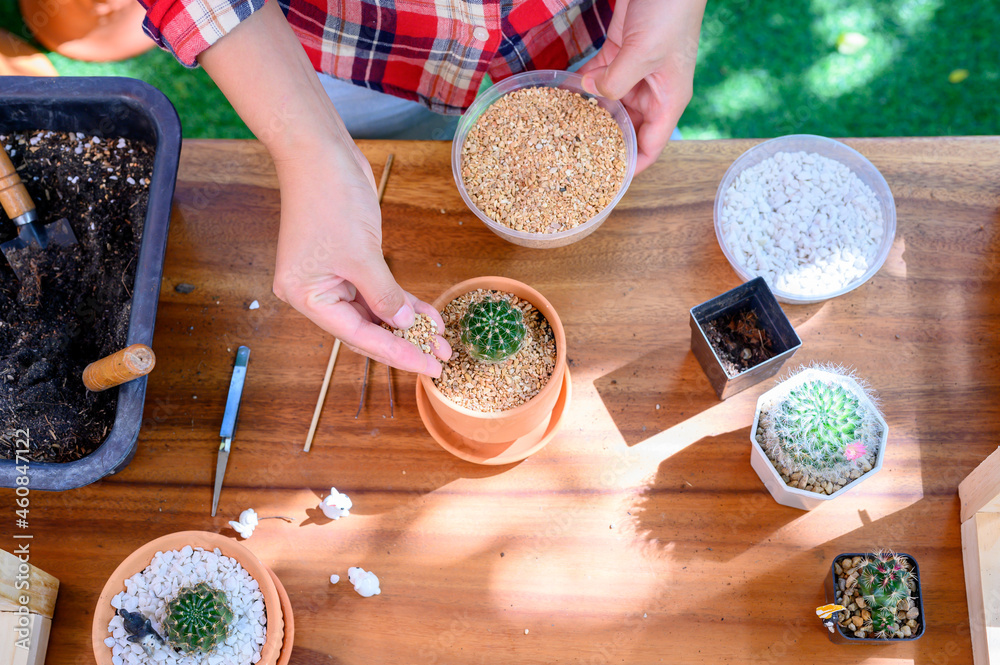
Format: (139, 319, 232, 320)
(304, 299, 444, 377)
(380, 312, 452, 364)
(411, 299, 452, 361)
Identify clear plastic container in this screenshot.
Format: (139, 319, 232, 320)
(713, 134, 897, 305)
(452, 70, 637, 249)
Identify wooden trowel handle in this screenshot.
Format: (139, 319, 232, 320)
(83, 344, 156, 392)
(0, 146, 35, 222)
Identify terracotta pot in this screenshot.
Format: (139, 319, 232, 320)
(417, 276, 567, 447)
(92, 531, 288, 665)
(0, 28, 58, 76)
(19, 0, 154, 62)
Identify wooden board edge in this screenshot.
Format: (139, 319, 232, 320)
(0, 611, 51, 665)
(963, 512, 1000, 665)
(0, 550, 59, 618)
(960, 446, 1000, 522)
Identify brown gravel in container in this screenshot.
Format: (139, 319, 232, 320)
(833, 554, 922, 640)
(461, 87, 626, 234)
(381, 314, 440, 355)
(433, 289, 556, 412)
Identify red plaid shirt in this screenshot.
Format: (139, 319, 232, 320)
(140, 0, 613, 114)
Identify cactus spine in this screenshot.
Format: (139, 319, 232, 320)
(760, 366, 882, 485)
(858, 550, 915, 638)
(460, 297, 527, 364)
(163, 582, 234, 653)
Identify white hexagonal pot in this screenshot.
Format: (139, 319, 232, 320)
(749, 367, 889, 511)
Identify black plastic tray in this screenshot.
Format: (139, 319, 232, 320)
(0, 77, 180, 490)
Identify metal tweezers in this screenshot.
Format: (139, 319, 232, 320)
(355, 358, 394, 419)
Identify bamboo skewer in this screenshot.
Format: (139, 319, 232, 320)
(377, 153, 394, 201)
(304, 153, 394, 451)
(303, 338, 341, 452)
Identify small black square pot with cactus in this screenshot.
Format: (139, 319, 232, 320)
(690, 277, 801, 400)
(824, 550, 925, 643)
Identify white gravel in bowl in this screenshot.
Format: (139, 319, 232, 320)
(719, 150, 885, 296)
(105, 545, 266, 665)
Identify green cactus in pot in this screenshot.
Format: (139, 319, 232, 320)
(759, 365, 883, 486)
(163, 582, 234, 653)
(858, 550, 915, 638)
(460, 297, 527, 364)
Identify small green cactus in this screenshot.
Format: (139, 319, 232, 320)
(460, 297, 527, 364)
(163, 582, 233, 653)
(760, 366, 883, 485)
(857, 550, 915, 638)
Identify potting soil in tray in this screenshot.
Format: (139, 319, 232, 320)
(0, 130, 153, 463)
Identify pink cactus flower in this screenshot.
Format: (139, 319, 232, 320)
(844, 440, 867, 461)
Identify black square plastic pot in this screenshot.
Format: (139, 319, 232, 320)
(824, 552, 926, 644)
(0, 77, 180, 490)
(689, 277, 801, 400)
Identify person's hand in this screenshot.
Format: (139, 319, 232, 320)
(270, 138, 451, 377)
(196, 0, 450, 376)
(579, 0, 706, 173)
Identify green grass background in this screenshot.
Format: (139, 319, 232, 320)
(2, 0, 996, 139)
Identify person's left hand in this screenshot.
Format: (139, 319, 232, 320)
(579, 0, 707, 173)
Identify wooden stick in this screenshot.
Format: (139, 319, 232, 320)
(303, 338, 341, 452)
(304, 155, 393, 452)
(82, 344, 155, 392)
(0, 145, 35, 221)
(377, 153, 394, 203)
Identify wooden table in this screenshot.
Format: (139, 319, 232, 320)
(18, 137, 1000, 664)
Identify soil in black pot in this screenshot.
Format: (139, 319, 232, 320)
(0, 130, 154, 463)
(704, 307, 777, 377)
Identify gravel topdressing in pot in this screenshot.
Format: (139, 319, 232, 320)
(433, 289, 556, 412)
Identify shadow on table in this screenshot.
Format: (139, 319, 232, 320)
(628, 430, 801, 563)
(594, 346, 720, 447)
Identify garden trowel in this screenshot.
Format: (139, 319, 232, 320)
(0, 143, 77, 280)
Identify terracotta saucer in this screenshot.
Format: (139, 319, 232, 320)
(268, 568, 294, 665)
(416, 368, 571, 465)
(19, 0, 154, 62)
(0, 28, 57, 76)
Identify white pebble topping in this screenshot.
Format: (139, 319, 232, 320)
(720, 150, 885, 297)
(228, 509, 259, 540)
(319, 488, 352, 520)
(347, 567, 381, 597)
(106, 546, 267, 665)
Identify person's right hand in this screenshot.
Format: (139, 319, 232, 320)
(270, 136, 451, 377)
(194, 0, 449, 375)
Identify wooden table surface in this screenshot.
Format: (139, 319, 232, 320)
(16, 137, 1000, 664)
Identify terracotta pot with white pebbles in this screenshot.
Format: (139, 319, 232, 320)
(93, 531, 292, 665)
(452, 70, 637, 248)
(714, 134, 897, 304)
(750, 365, 888, 511)
(415, 276, 568, 465)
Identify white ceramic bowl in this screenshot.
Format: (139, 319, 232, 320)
(713, 134, 896, 305)
(452, 70, 637, 249)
